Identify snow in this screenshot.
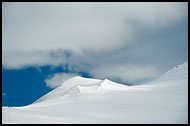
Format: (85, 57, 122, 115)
(2, 62, 188, 124)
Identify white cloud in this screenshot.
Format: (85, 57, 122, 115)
(2, 2, 188, 84)
(45, 73, 79, 88)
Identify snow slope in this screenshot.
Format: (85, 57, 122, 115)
(2, 62, 188, 124)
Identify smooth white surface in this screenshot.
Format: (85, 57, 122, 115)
(2, 62, 188, 124)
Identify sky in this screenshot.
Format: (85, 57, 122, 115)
(2, 2, 188, 106)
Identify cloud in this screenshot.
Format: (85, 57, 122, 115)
(90, 64, 161, 84)
(3, 2, 187, 54)
(45, 73, 79, 88)
(2, 50, 70, 69)
(2, 2, 188, 84)
(2, 93, 6, 97)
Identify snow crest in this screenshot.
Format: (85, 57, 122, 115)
(34, 77, 129, 103)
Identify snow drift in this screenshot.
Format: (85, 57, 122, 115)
(2, 62, 188, 124)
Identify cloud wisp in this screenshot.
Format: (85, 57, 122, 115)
(45, 73, 79, 88)
(2, 93, 6, 97)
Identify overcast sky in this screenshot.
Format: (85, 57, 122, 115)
(2, 2, 188, 86)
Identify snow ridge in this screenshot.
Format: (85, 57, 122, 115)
(34, 77, 129, 103)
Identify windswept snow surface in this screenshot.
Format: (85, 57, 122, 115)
(2, 62, 188, 124)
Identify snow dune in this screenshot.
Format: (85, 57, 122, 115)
(2, 62, 188, 124)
